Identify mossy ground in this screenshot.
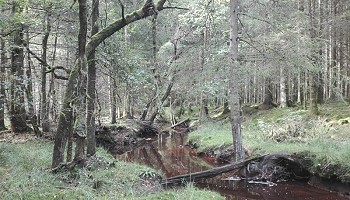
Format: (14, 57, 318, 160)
(188, 103, 350, 182)
(0, 139, 223, 199)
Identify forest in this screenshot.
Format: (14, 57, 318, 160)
(0, 0, 350, 199)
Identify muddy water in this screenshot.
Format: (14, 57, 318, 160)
(115, 132, 349, 200)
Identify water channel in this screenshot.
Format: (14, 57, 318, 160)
(114, 132, 349, 200)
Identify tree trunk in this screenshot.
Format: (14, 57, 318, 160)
(41, 10, 51, 132)
(109, 76, 117, 124)
(86, 0, 99, 156)
(228, 0, 244, 162)
(0, 38, 6, 130)
(52, 0, 88, 168)
(308, 0, 319, 115)
(199, 30, 209, 123)
(279, 66, 287, 107)
(24, 9, 35, 119)
(49, 26, 59, 123)
(9, 3, 30, 133)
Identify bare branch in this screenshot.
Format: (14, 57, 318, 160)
(162, 6, 189, 10)
(117, 0, 125, 22)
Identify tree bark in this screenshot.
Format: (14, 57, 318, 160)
(228, 0, 244, 162)
(52, 0, 88, 168)
(279, 66, 287, 107)
(308, 0, 319, 115)
(109, 76, 117, 124)
(9, 3, 30, 133)
(0, 38, 6, 130)
(41, 10, 51, 132)
(86, 0, 99, 156)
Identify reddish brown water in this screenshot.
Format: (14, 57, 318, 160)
(115, 132, 349, 200)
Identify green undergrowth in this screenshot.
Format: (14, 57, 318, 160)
(189, 103, 350, 182)
(0, 141, 222, 199)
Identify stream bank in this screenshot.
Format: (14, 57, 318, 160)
(98, 119, 349, 199)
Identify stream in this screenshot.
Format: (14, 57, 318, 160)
(114, 132, 349, 200)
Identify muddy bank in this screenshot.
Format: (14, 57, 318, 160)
(95, 119, 160, 154)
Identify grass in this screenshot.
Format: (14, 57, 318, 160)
(0, 140, 223, 199)
(188, 103, 350, 182)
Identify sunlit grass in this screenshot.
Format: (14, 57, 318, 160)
(190, 122, 232, 153)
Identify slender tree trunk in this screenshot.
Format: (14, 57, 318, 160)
(317, 0, 324, 104)
(0, 38, 6, 130)
(41, 10, 51, 132)
(199, 30, 208, 123)
(49, 22, 59, 123)
(229, 0, 244, 162)
(329, 0, 337, 100)
(109, 76, 117, 124)
(279, 66, 287, 107)
(262, 78, 273, 106)
(86, 0, 99, 156)
(24, 7, 35, 119)
(309, 0, 319, 115)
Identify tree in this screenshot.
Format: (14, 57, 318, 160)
(52, 0, 169, 168)
(41, 6, 51, 132)
(0, 38, 6, 131)
(9, 1, 30, 133)
(86, 0, 99, 156)
(228, 0, 244, 162)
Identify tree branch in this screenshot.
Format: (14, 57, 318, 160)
(86, 0, 168, 57)
(117, 0, 125, 22)
(26, 47, 69, 80)
(162, 6, 189, 10)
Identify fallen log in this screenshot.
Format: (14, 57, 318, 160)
(161, 155, 267, 185)
(161, 153, 310, 185)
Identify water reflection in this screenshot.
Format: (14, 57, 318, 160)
(115, 132, 348, 200)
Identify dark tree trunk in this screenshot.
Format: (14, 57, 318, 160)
(86, 0, 99, 156)
(263, 79, 273, 105)
(9, 3, 30, 133)
(0, 38, 6, 130)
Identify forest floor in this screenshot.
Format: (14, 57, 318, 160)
(0, 135, 222, 199)
(188, 102, 350, 184)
